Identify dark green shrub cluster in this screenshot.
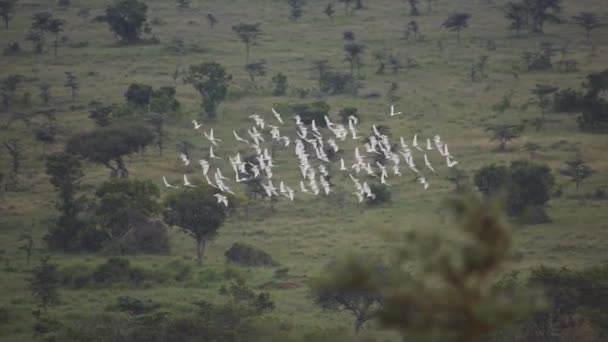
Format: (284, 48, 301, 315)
(224, 243, 278, 267)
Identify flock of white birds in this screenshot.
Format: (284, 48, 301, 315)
(162, 105, 459, 207)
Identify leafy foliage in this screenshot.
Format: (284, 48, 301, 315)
(559, 157, 594, 190)
(486, 124, 524, 151)
(225, 243, 278, 267)
(0, 0, 18, 29)
(183, 62, 232, 119)
(30, 257, 60, 312)
(105, 0, 148, 45)
(163, 186, 229, 264)
(271, 72, 288, 96)
(442, 13, 471, 43)
(232, 23, 262, 63)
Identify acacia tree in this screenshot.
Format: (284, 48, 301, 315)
(244, 60, 266, 83)
(560, 157, 594, 191)
(46, 152, 83, 220)
(1, 74, 21, 111)
(232, 23, 262, 64)
(163, 186, 228, 265)
(0, 0, 18, 30)
(65, 123, 155, 178)
(311, 257, 385, 333)
(486, 124, 523, 151)
(3, 139, 23, 178)
(183, 62, 232, 120)
(442, 13, 471, 44)
(324, 3, 335, 19)
(47, 16, 64, 57)
(571, 12, 603, 41)
(344, 42, 365, 79)
(105, 0, 148, 45)
(406, 0, 420, 16)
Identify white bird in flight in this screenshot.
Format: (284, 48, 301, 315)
(163, 176, 178, 189)
(390, 104, 402, 116)
(233, 130, 249, 144)
(209, 146, 222, 159)
(204, 129, 222, 146)
(192, 119, 203, 129)
(424, 154, 436, 173)
(272, 108, 284, 124)
(214, 193, 229, 207)
(183, 174, 196, 187)
(180, 153, 190, 166)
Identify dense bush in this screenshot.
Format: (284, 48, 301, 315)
(338, 107, 358, 125)
(320, 71, 353, 95)
(224, 243, 278, 267)
(474, 161, 555, 222)
(553, 88, 585, 113)
(112, 296, 161, 315)
(287, 101, 330, 127)
(125, 83, 180, 113)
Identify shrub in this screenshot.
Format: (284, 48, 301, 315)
(225, 243, 278, 267)
(288, 101, 330, 127)
(320, 71, 353, 95)
(119, 219, 169, 254)
(271, 72, 287, 96)
(366, 183, 391, 205)
(553, 88, 585, 113)
(113, 296, 161, 315)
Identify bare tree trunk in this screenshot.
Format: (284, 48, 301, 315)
(196, 239, 206, 265)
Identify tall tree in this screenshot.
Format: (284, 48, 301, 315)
(571, 12, 603, 41)
(105, 0, 148, 45)
(232, 23, 262, 63)
(343, 42, 365, 79)
(146, 111, 167, 155)
(47, 17, 64, 57)
(560, 157, 594, 191)
(504, 1, 527, 37)
(442, 13, 471, 44)
(183, 62, 232, 120)
(0, 0, 18, 30)
(163, 186, 229, 265)
(45, 152, 83, 219)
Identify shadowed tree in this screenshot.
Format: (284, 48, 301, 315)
(47, 17, 64, 57)
(105, 0, 148, 45)
(244, 60, 266, 83)
(486, 124, 523, 151)
(504, 1, 527, 37)
(344, 42, 365, 79)
(64, 72, 79, 102)
(0, 0, 18, 29)
(29, 256, 60, 313)
(65, 123, 155, 178)
(442, 13, 471, 44)
(271, 72, 288, 96)
(373, 49, 387, 74)
(571, 12, 603, 41)
(530, 83, 558, 120)
(232, 23, 262, 64)
(94, 178, 161, 244)
(312, 194, 538, 341)
(404, 20, 419, 41)
(560, 157, 594, 191)
(324, 3, 335, 19)
(207, 13, 217, 28)
(526, 0, 562, 33)
(183, 62, 232, 120)
(311, 256, 385, 333)
(312, 59, 329, 89)
(45, 152, 83, 223)
(287, 0, 304, 21)
(163, 186, 229, 265)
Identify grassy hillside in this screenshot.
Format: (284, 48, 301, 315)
(1, 0, 607, 340)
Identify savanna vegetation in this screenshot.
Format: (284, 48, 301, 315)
(1, 0, 607, 341)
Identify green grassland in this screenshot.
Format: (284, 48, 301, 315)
(1, 0, 608, 340)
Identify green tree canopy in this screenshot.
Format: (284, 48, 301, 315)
(65, 123, 155, 178)
(183, 62, 232, 120)
(163, 186, 229, 265)
(105, 0, 148, 45)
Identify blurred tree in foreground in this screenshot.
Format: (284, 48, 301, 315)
(311, 194, 538, 341)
